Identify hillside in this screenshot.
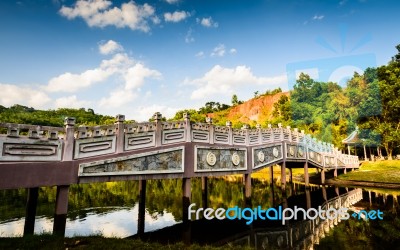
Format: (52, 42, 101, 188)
(209, 91, 289, 127)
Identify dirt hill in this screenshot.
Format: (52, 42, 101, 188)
(223, 92, 289, 124)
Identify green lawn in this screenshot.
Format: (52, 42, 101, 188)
(337, 160, 400, 183)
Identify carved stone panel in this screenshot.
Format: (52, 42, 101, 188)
(74, 136, 116, 159)
(0, 136, 62, 161)
(79, 146, 184, 176)
(125, 132, 155, 151)
(285, 143, 306, 159)
(162, 129, 185, 145)
(308, 149, 323, 166)
(195, 146, 246, 172)
(253, 144, 283, 169)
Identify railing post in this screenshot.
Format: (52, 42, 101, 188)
(63, 117, 76, 161)
(241, 124, 249, 146)
(226, 121, 233, 145)
(184, 113, 192, 142)
(154, 112, 162, 147)
(115, 114, 125, 153)
(206, 117, 214, 144)
(53, 185, 69, 236)
(256, 124, 262, 145)
(278, 123, 283, 141)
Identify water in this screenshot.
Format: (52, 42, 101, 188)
(1, 178, 400, 249)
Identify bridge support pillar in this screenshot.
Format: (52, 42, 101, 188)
(321, 169, 325, 184)
(304, 162, 309, 187)
(334, 168, 337, 177)
(138, 180, 146, 237)
(201, 177, 208, 209)
(244, 174, 252, 206)
(269, 166, 274, 185)
(288, 168, 293, 183)
(281, 163, 286, 191)
(305, 188, 311, 209)
(23, 187, 39, 236)
(322, 186, 327, 202)
(344, 168, 347, 174)
(335, 187, 340, 196)
(53, 185, 69, 236)
(182, 178, 191, 245)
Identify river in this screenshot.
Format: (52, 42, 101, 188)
(1, 178, 400, 249)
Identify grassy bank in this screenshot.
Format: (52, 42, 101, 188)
(0, 235, 253, 250)
(337, 160, 400, 183)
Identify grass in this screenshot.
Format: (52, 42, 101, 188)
(337, 160, 400, 183)
(0, 235, 254, 250)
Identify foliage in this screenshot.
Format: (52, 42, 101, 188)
(0, 105, 115, 127)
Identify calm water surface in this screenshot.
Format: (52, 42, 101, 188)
(1, 178, 399, 249)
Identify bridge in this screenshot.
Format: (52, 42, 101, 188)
(0, 112, 359, 237)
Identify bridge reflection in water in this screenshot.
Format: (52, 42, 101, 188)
(133, 184, 363, 249)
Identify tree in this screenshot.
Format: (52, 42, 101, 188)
(231, 94, 239, 106)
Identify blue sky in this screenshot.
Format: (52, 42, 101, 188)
(0, 0, 399, 121)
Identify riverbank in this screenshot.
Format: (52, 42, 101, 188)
(327, 160, 400, 189)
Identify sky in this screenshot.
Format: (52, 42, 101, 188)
(0, 0, 400, 122)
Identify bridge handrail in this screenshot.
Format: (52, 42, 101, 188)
(0, 112, 360, 167)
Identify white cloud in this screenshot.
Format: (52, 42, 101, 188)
(99, 40, 123, 55)
(0, 83, 51, 108)
(45, 50, 160, 94)
(164, 11, 190, 22)
(59, 0, 156, 32)
(186, 65, 287, 99)
(54, 95, 91, 108)
(123, 63, 162, 90)
(229, 48, 237, 54)
(135, 104, 179, 122)
(46, 67, 113, 92)
(195, 51, 204, 58)
(99, 89, 137, 108)
(197, 17, 218, 28)
(185, 28, 194, 43)
(312, 15, 324, 20)
(211, 44, 225, 57)
(165, 0, 179, 4)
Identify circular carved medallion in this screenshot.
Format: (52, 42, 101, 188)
(289, 146, 295, 156)
(317, 154, 321, 163)
(330, 157, 335, 165)
(257, 151, 265, 162)
(309, 151, 315, 159)
(298, 147, 304, 157)
(206, 152, 217, 166)
(273, 147, 279, 158)
(232, 152, 240, 166)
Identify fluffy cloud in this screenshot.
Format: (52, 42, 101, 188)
(123, 63, 162, 90)
(195, 51, 204, 58)
(197, 17, 218, 28)
(0, 83, 51, 108)
(185, 28, 194, 43)
(186, 65, 287, 99)
(135, 104, 179, 122)
(165, 0, 179, 4)
(313, 15, 324, 20)
(99, 89, 138, 108)
(229, 48, 237, 54)
(59, 0, 156, 32)
(210, 44, 225, 57)
(164, 11, 190, 22)
(45, 50, 160, 94)
(99, 40, 123, 55)
(54, 95, 91, 108)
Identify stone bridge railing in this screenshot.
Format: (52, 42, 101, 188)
(0, 112, 359, 170)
